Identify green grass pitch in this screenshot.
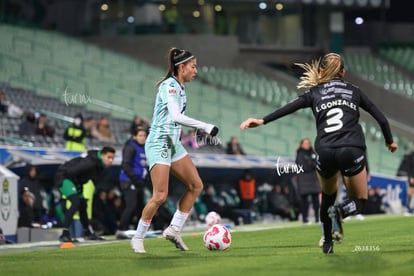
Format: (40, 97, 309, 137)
(1, 215, 413, 276)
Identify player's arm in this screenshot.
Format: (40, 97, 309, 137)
(359, 91, 397, 152)
(241, 96, 308, 129)
(167, 99, 218, 136)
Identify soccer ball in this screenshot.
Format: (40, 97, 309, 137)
(205, 211, 221, 226)
(203, 224, 232, 250)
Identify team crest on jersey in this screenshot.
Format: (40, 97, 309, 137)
(169, 88, 176, 95)
(161, 149, 168, 159)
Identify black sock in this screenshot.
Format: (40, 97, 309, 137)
(320, 192, 337, 241)
(337, 198, 366, 218)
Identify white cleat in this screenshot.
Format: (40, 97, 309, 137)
(130, 237, 146, 253)
(162, 226, 189, 251)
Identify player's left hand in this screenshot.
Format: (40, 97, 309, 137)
(386, 142, 398, 153)
(240, 118, 264, 129)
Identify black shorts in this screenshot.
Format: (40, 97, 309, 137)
(316, 147, 366, 179)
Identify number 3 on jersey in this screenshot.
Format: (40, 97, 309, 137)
(324, 108, 343, 133)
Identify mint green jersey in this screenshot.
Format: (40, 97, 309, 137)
(147, 77, 186, 145)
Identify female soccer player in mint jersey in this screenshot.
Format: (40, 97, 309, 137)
(240, 53, 397, 254)
(130, 48, 219, 253)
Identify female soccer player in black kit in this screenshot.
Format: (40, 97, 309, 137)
(240, 53, 398, 254)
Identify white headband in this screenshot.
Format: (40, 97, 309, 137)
(174, 55, 194, 66)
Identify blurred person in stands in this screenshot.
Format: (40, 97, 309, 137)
(363, 186, 386, 215)
(83, 116, 101, 140)
(295, 138, 321, 224)
(35, 113, 55, 137)
(18, 111, 36, 137)
(54, 146, 115, 243)
(130, 47, 219, 254)
(267, 184, 296, 221)
(226, 136, 245, 155)
(0, 91, 24, 118)
(181, 129, 199, 149)
(238, 170, 256, 210)
(96, 115, 116, 142)
(406, 143, 414, 213)
(63, 113, 87, 151)
(116, 126, 148, 239)
(18, 187, 35, 228)
(130, 115, 149, 134)
(19, 165, 47, 224)
(240, 53, 397, 254)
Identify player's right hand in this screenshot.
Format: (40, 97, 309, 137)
(240, 118, 264, 129)
(386, 142, 398, 153)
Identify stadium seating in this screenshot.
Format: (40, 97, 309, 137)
(342, 52, 414, 98)
(379, 46, 414, 73)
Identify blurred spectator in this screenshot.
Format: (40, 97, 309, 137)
(35, 113, 54, 137)
(18, 187, 35, 227)
(226, 136, 245, 155)
(96, 116, 115, 142)
(295, 138, 320, 224)
(201, 184, 240, 225)
(91, 189, 113, 235)
(0, 91, 24, 118)
(405, 143, 414, 213)
(363, 186, 386, 215)
(129, 115, 149, 133)
(238, 170, 256, 210)
(19, 165, 47, 223)
(63, 113, 87, 151)
(18, 111, 36, 136)
(396, 144, 412, 177)
(267, 184, 296, 221)
(116, 126, 148, 239)
(83, 116, 102, 140)
(181, 129, 199, 149)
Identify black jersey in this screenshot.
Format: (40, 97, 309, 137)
(262, 79, 393, 151)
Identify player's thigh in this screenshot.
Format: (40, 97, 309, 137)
(342, 168, 368, 199)
(149, 164, 170, 195)
(171, 154, 203, 190)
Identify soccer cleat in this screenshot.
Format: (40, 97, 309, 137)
(162, 226, 189, 251)
(328, 206, 344, 243)
(322, 240, 334, 254)
(130, 237, 146, 253)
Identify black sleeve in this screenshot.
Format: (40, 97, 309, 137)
(65, 158, 95, 178)
(359, 92, 393, 145)
(121, 144, 140, 183)
(262, 96, 309, 125)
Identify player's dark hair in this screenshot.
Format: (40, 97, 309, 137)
(156, 47, 194, 87)
(131, 126, 147, 136)
(101, 146, 116, 155)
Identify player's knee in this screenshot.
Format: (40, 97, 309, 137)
(186, 179, 203, 195)
(152, 192, 168, 206)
